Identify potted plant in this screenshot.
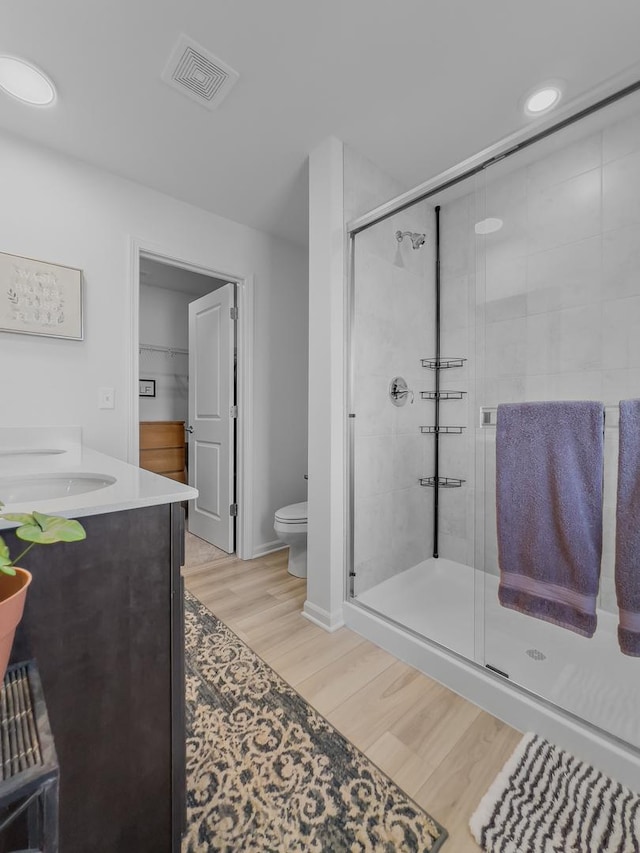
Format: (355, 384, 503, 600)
(0, 505, 86, 681)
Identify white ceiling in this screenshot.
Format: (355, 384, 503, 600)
(3, 1, 640, 247)
(140, 256, 227, 297)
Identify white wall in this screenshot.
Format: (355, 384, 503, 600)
(139, 284, 191, 422)
(0, 131, 308, 556)
(352, 201, 435, 594)
(306, 137, 346, 631)
(306, 137, 410, 629)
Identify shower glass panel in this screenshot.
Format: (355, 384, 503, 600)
(478, 89, 640, 749)
(348, 82, 640, 756)
(348, 193, 478, 660)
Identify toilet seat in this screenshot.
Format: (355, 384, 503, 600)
(274, 501, 308, 524)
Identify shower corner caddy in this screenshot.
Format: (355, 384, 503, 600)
(420, 348, 467, 559)
(421, 357, 466, 370)
(420, 205, 468, 560)
(420, 353, 467, 486)
(419, 476, 466, 488)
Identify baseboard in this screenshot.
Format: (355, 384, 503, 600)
(252, 539, 287, 559)
(303, 600, 344, 633)
(343, 601, 640, 792)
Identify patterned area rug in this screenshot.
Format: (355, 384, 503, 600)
(183, 591, 447, 852)
(470, 732, 640, 852)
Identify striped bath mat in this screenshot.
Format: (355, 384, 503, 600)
(470, 733, 640, 852)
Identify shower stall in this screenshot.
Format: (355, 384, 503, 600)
(344, 82, 640, 785)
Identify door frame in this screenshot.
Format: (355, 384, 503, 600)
(128, 238, 254, 559)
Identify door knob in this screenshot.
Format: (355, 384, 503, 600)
(186, 425, 194, 434)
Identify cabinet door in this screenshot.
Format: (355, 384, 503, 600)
(9, 504, 182, 852)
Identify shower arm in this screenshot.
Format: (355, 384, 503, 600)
(395, 230, 426, 250)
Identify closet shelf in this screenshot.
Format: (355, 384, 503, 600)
(419, 476, 465, 488)
(422, 357, 467, 370)
(421, 390, 467, 400)
(140, 343, 188, 357)
(420, 425, 466, 434)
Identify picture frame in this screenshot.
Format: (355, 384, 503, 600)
(139, 379, 156, 397)
(0, 251, 83, 340)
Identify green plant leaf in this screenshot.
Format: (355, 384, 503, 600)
(0, 537, 9, 564)
(0, 566, 16, 576)
(0, 513, 36, 525)
(16, 513, 86, 545)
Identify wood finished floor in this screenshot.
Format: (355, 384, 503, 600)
(182, 535, 522, 851)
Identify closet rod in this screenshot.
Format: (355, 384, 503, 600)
(139, 343, 188, 356)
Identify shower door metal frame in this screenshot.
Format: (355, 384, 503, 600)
(343, 70, 640, 771)
(345, 73, 640, 604)
(345, 232, 357, 601)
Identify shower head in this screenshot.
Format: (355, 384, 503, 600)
(395, 230, 426, 250)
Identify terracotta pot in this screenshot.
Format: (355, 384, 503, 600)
(0, 568, 32, 682)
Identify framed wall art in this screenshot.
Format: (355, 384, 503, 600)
(0, 251, 83, 340)
(139, 379, 156, 397)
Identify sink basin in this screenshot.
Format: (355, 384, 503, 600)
(0, 449, 67, 457)
(0, 473, 116, 504)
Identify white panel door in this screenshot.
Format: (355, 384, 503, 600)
(187, 283, 235, 552)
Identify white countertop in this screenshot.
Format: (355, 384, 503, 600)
(0, 435, 197, 528)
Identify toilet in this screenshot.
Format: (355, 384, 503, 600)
(274, 501, 308, 578)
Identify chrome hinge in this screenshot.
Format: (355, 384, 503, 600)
(230, 503, 238, 517)
(230, 306, 238, 320)
(230, 405, 238, 417)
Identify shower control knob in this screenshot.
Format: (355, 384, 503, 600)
(389, 377, 414, 406)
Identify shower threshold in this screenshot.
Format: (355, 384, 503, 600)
(355, 558, 640, 750)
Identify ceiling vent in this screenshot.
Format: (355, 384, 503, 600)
(162, 34, 239, 110)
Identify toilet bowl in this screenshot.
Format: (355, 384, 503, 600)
(274, 501, 308, 578)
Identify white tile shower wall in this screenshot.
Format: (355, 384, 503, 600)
(442, 107, 640, 614)
(351, 206, 436, 594)
(436, 192, 477, 568)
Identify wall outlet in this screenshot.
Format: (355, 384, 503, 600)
(99, 387, 115, 409)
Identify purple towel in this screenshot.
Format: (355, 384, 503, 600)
(496, 401, 604, 637)
(615, 400, 640, 656)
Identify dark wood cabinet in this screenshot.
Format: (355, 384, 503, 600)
(7, 502, 185, 852)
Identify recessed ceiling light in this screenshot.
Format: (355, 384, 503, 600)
(0, 56, 56, 106)
(475, 217, 503, 235)
(524, 85, 561, 116)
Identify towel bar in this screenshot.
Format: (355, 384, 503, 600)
(480, 405, 620, 429)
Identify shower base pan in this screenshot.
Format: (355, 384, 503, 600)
(350, 558, 640, 790)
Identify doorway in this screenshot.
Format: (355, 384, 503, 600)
(129, 242, 254, 559)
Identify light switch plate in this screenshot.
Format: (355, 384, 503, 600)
(99, 387, 115, 409)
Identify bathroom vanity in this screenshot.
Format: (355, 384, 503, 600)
(0, 429, 197, 852)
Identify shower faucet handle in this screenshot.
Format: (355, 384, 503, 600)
(389, 377, 414, 406)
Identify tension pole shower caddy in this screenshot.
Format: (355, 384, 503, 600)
(419, 205, 466, 558)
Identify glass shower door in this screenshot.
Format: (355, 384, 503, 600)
(348, 188, 479, 660)
(479, 93, 640, 750)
